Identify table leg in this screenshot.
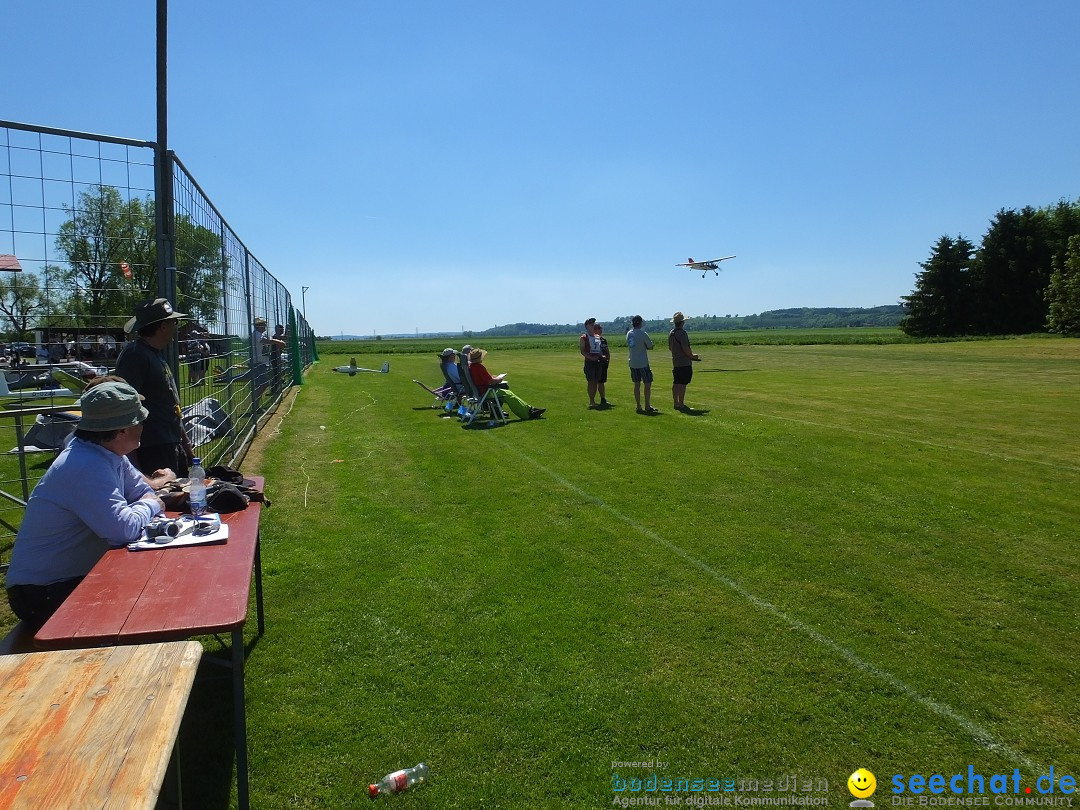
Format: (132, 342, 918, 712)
(232, 627, 249, 810)
(254, 533, 265, 635)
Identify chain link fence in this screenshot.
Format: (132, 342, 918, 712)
(0, 119, 315, 567)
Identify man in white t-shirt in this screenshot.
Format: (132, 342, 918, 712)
(251, 316, 286, 407)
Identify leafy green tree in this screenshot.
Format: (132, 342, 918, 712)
(901, 235, 977, 336)
(0, 271, 48, 337)
(52, 186, 151, 325)
(51, 185, 228, 327)
(1046, 235, 1080, 336)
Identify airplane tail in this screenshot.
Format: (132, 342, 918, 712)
(688, 257, 695, 263)
(380, 362, 389, 373)
(0, 374, 11, 396)
(52, 368, 88, 395)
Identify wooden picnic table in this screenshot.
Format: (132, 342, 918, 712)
(0, 640, 203, 809)
(34, 480, 265, 810)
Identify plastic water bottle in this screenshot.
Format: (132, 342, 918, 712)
(189, 457, 207, 516)
(368, 762, 429, 798)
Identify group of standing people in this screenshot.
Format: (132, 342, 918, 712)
(580, 311, 700, 414)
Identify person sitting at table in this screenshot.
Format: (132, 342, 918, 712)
(467, 347, 546, 420)
(74, 375, 178, 490)
(4, 380, 166, 629)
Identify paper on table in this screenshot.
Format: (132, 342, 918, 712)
(127, 514, 229, 551)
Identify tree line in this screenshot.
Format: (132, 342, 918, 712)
(902, 199, 1080, 337)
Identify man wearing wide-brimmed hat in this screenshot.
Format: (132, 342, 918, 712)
(5, 381, 166, 629)
(251, 316, 286, 409)
(116, 298, 193, 477)
(667, 311, 700, 411)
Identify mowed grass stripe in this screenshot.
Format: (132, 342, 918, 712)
(493, 432, 1043, 773)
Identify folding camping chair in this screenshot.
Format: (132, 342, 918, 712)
(457, 358, 507, 427)
(413, 356, 466, 410)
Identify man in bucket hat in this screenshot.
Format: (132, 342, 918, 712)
(116, 298, 193, 477)
(5, 381, 166, 629)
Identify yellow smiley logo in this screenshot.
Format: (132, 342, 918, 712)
(848, 768, 876, 799)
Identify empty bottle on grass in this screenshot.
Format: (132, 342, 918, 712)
(188, 457, 207, 516)
(369, 762, 430, 798)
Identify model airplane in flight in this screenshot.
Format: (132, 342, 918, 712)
(332, 359, 390, 376)
(677, 256, 736, 278)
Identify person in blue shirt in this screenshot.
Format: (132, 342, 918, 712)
(5, 381, 165, 629)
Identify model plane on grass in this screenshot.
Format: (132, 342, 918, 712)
(677, 256, 736, 277)
(332, 358, 390, 376)
(0, 369, 84, 401)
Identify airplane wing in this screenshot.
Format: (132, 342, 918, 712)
(701, 256, 736, 263)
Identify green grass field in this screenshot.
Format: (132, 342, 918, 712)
(3, 334, 1077, 808)
(241, 335, 1078, 807)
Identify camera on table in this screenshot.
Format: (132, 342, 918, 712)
(144, 518, 183, 542)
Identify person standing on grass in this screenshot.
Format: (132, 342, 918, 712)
(116, 298, 193, 477)
(4, 381, 165, 629)
(270, 323, 287, 394)
(251, 316, 285, 409)
(668, 311, 700, 411)
(626, 315, 657, 414)
(595, 324, 611, 406)
(580, 317, 608, 408)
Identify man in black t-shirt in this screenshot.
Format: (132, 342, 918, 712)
(116, 298, 193, 476)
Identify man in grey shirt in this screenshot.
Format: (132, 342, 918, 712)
(626, 315, 657, 414)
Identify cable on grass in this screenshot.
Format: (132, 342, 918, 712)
(298, 390, 378, 507)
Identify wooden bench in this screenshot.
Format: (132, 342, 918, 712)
(0, 620, 36, 655)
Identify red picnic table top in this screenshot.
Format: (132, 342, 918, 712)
(34, 477, 264, 649)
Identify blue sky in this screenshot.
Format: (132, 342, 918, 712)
(3, 1, 1078, 335)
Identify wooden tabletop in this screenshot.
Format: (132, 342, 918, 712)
(35, 481, 263, 649)
(0, 640, 203, 809)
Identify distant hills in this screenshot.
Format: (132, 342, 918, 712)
(475, 306, 906, 337)
(325, 306, 905, 340)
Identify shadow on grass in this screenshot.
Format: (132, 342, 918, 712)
(162, 631, 264, 809)
(678, 407, 710, 416)
(164, 657, 236, 810)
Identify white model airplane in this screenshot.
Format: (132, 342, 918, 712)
(332, 359, 390, 376)
(677, 256, 736, 277)
(0, 371, 80, 401)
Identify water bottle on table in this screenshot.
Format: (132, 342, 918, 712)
(188, 457, 207, 516)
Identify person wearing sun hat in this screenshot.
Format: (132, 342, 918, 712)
(4, 380, 166, 629)
(668, 311, 700, 411)
(251, 316, 286, 409)
(116, 297, 192, 477)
